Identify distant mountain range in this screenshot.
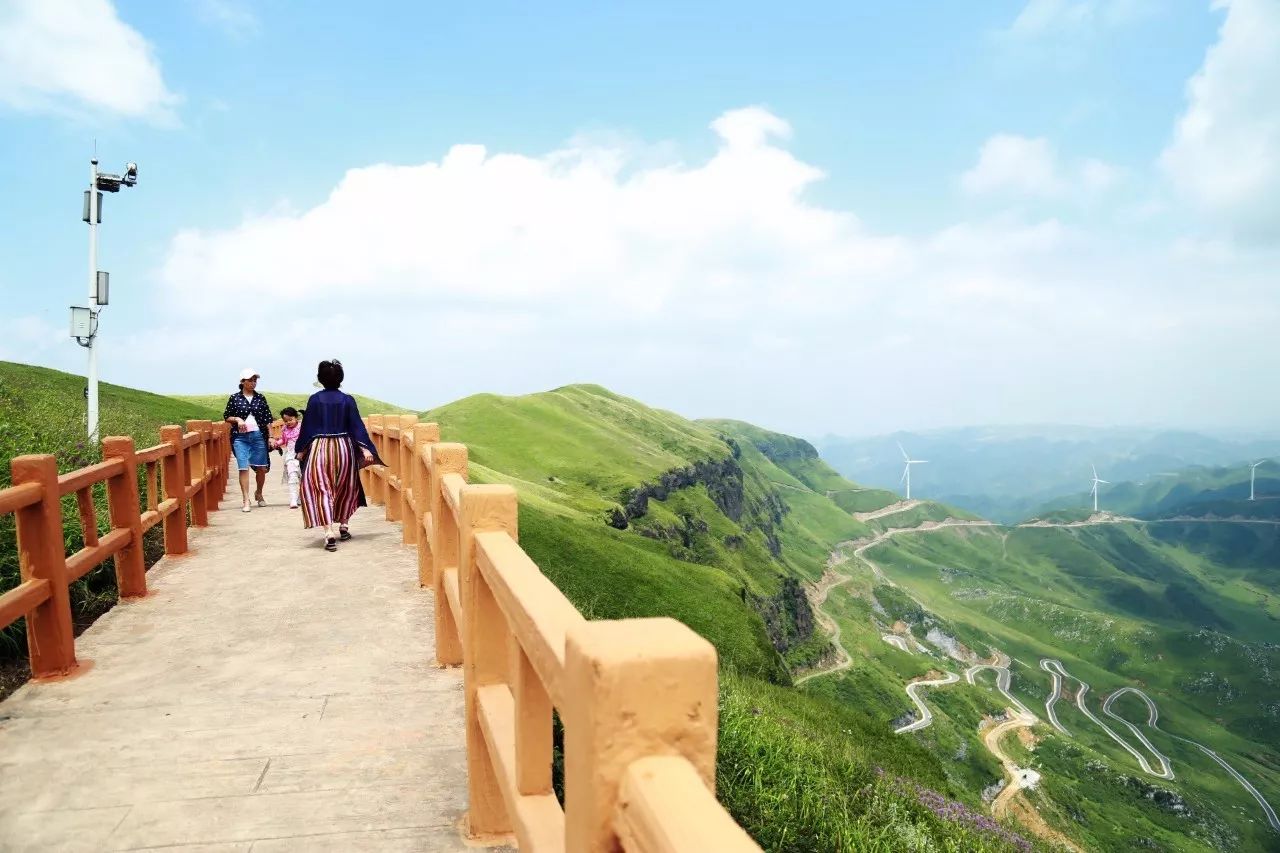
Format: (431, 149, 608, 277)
(814, 426, 1280, 523)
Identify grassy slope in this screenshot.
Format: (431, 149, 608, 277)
(426, 386, 1032, 850)
(177, 391, 412, 418)
(861, 521, 1279, 852)
(1, 362, 220, 484)
(701, 418, 901, 516)
(0, 361, 223, 656)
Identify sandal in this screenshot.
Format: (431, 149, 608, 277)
(324, 538, 338, 552)
(339, 527, 351, 541)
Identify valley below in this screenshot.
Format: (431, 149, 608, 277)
(796, 495, 1280, 852)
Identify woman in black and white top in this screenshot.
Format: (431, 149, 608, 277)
(223, 368, 275, 512)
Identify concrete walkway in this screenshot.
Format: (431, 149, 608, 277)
(0, 470, 476, 851)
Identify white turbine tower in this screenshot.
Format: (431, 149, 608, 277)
(898, 442, 927, 501)
(1090, 464, 1109, 514)
(1249, 460, 1267, 501)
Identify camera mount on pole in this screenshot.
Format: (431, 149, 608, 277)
(73, 157, 138, 442)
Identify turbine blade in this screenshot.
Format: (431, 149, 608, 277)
(1098, 479, 1109, 484)
(900, 465, 909, 484)
(1091, 463, 1098, 479)
(898, 441, 909, 461)
(916, 460, 928, 464)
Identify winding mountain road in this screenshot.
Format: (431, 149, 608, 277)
(1105, 688, 1279, 832)
(1041, 660, 1174, 780)
(796, 501, 1280, 834)
(793, 570, 855, 686)
(894, 671, 961, 733)
(882, 634, 911, 653)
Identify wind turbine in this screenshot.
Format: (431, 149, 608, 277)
(898, 442, 927, 501)
(1090, 464, 1108, 514)
(1249, 460, 1267, 501)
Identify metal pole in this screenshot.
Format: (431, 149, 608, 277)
(87, 158, 99, 442)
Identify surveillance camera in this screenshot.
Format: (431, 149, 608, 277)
(122, 162, 138, 186)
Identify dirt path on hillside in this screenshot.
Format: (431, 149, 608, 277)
(986, 714, 1040, 819)
(853, 499, 921, 522)
(794, 568, 855, 685)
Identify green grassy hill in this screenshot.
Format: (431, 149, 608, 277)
(0, 361, 223, 674)
(704, 419, 902, 514)
(177, 390, 413, 418)
(424, 385, 1035, 850)
(1, 362, 220, 481)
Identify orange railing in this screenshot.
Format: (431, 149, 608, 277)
(0, 420, 230, 678)
(365, 414, 760, 853)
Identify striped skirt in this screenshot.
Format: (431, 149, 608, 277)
(300, 436, 364, 529)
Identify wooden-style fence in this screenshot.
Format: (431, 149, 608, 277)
(0, 421, 230, 677)
(363, 414, 761, 853)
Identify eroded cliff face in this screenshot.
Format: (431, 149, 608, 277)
(602, 449, 814, 657)
(617, 456, 747, 523)
(749, 577, 816, 656)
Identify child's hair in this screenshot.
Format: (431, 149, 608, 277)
(281, 406, 299, 418)
(317, 359, 344, 390)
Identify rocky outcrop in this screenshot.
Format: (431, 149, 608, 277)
(747, 577, 815, 654)
(619, 456, 746, 523)
(609, 451, 792, 561)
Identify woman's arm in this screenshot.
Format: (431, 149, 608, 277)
(223, 395, 244, 429)
(346, 397, 381, 464)
(294, 395, 319, 459)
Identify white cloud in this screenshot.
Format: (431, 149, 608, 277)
(1160, 0, 1280, 243)
(1002, 0, 1153, 39)
(140, 108, 1279, 433)
(160, 107, 903, 312)
(191, 0, 260, 39)
(960, 134, 1118, 199)
(0, 315, 66, 364)
(0, 0, 178, 122)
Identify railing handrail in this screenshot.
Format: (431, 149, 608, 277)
(362, 414, 760, 852)
(0, 419, 231, 676)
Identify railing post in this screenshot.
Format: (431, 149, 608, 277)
(385, 420, 403, 525)
(101, 436, 147, 598)
(219, 423, 231, 499)
(160, 425, 188, 556)
(11, 455, 77, 677)
(398, 414, 419, 545)
(185, 420, 208, 528)
(199, 421, 219, 515)
(412, 423, 441, 587)
(368, 415, 386, 507)
(564, 618, 720, 852)
(459, 483, 518, 839)
(359, 417, 373, 498)
(428, 443, 467, 666)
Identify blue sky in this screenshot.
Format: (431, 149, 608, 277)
(1, 1, 1276, 437)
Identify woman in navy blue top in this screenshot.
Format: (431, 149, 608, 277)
(294, 360, 385, 551)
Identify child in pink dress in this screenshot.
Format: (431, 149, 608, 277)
(277, 408, 303, 509)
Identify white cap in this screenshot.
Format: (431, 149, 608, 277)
(239, 368, 259, 381)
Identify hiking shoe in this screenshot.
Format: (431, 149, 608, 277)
(325, 537, 338, 552)
(339, 527, 352, 541)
